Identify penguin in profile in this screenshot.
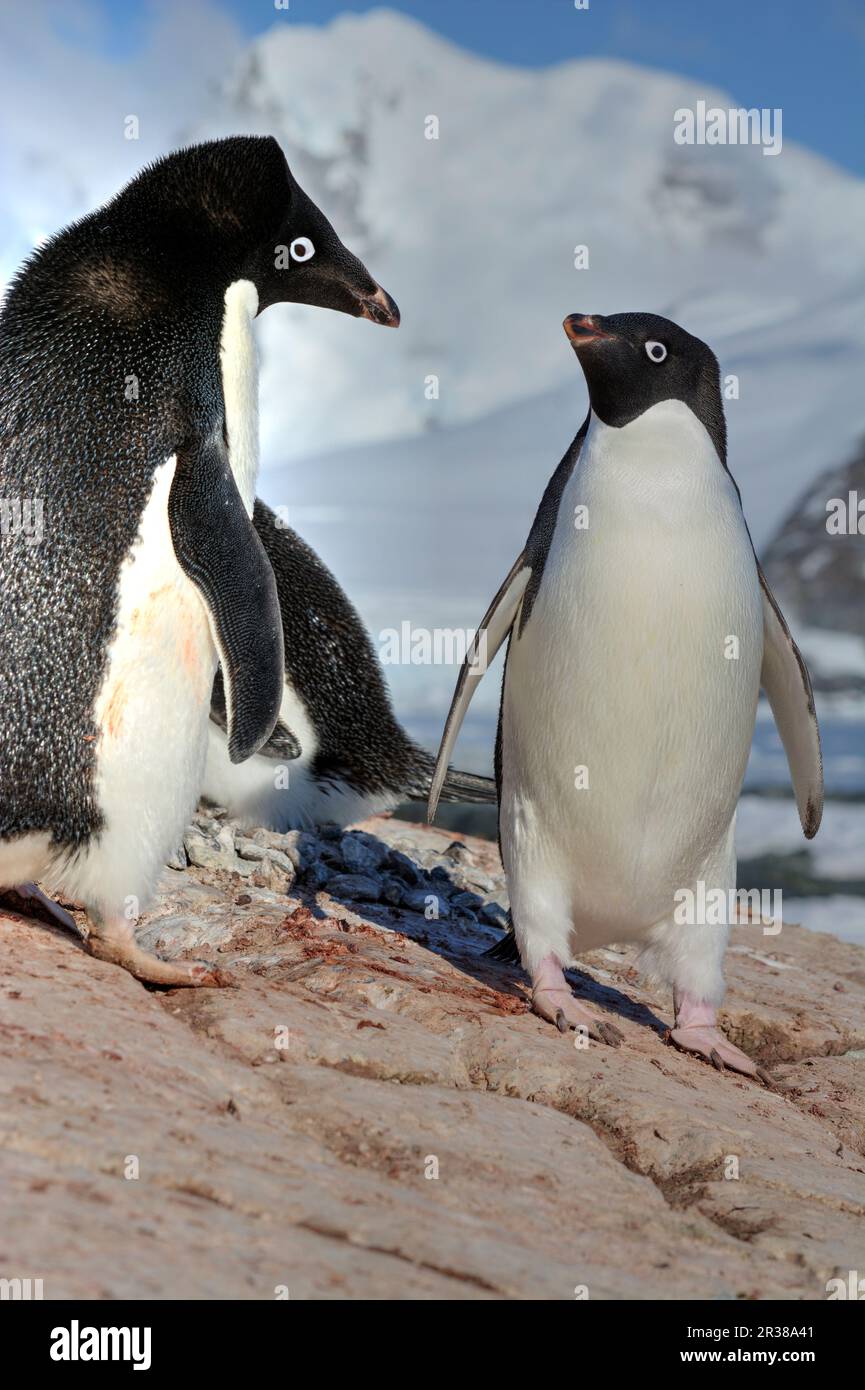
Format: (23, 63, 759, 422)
(428, 311, 823, 1080)
(0, 135, 399, 986)
(202, 500, 496, 828)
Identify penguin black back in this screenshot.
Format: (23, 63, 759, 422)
(250, 501, 426, 798)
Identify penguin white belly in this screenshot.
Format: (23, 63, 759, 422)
(55, 456, 216, 915)
(202, 680, 321, 830)
(202, 681, 400, 831)
(501, 403, 763, 959)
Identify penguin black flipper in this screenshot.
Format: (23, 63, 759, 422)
(168, 437, 287, 764)
(756, 562, 823, 838)
(427, 418, 589, 824)
(210, 668, 301, 761)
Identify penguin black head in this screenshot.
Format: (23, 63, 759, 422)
(563, 311, 725, 462)
(38, 135, 398, 328)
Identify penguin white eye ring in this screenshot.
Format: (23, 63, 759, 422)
(289, 236, 315, 263)
(645, 340, 667, 362)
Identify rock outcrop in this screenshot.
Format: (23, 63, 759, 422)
(1, 813, 863, 1300)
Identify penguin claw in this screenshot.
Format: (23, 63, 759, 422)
(756, 1066, 782, 1091)
(669, 1025, 766, 1083)
(533, 987, 622, 1047)
(597, 1020, 624, 1048)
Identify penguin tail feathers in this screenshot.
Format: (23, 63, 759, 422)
(405, 752, 497, 808)
(434, 767, 498, 806)
(484, 921, 521, 964)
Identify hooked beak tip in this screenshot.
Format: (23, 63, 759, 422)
(563, 313, 611, 347)
(359, 286, 400, 328)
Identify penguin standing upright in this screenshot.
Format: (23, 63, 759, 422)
(0, 136, 399, 985)
(202, 499, 496, 829)
(428, 312, 823, 1080)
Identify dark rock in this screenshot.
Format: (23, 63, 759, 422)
(325, 873, 383, 902)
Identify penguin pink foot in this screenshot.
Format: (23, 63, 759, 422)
(668, 991, 773, 1085)
(531, 954, 624, 1046)
(86, 916, 230, 989)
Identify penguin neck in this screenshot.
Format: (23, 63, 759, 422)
(581, 401, 726, 496)
(219, 279, 260, 517)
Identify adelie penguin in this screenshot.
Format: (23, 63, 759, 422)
(202, 501, 496, 829)
(428, 311, 823, 1081)
(0, 135, 399, 986)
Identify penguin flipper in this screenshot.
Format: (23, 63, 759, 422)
(427, 553, 531, 822)
(757, 564, 823, 839)
(209, 669, 301, 761)
(168, 437, 286, 764)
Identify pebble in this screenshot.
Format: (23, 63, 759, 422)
(452, 908, 478, 927)
(442, 840, 473, 865)
(428, 864, 456, 892)
(305, 862, 331, 890)
(386, 849, 424, 886)
(451, 890, 482, 911)
(341, 831, 389, 875)
(379, 878, 404, 907)
(282, 830, 320, 872)
(481, 901, 509, 929)
(325, 873, 383, 902)
(234, 837, 267, 863)
(184, 827, 254, 877)
(250, 859, 294, 893)
(266, 847, 297, 877)
(165, 841, 188, 871)
(462, 867, 495, 893)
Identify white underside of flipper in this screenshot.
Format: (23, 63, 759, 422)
(500, 403, 764, 998)
(758, 568, 823, 837)
(427, 554, 530, 820)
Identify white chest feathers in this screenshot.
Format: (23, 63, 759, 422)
(501, 403, 764, 929)
(219, 279, 260, 516)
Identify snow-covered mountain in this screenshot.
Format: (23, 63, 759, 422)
(2, 8, 863, 720)
(205, 12, 865, 510)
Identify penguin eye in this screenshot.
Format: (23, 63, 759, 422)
(289, 237, 315, 263)
(645, 340, 667, 363)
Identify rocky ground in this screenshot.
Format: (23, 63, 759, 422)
(1, 809, 864, 1300)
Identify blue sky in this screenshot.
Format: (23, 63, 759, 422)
(83, 0, 864, 175)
